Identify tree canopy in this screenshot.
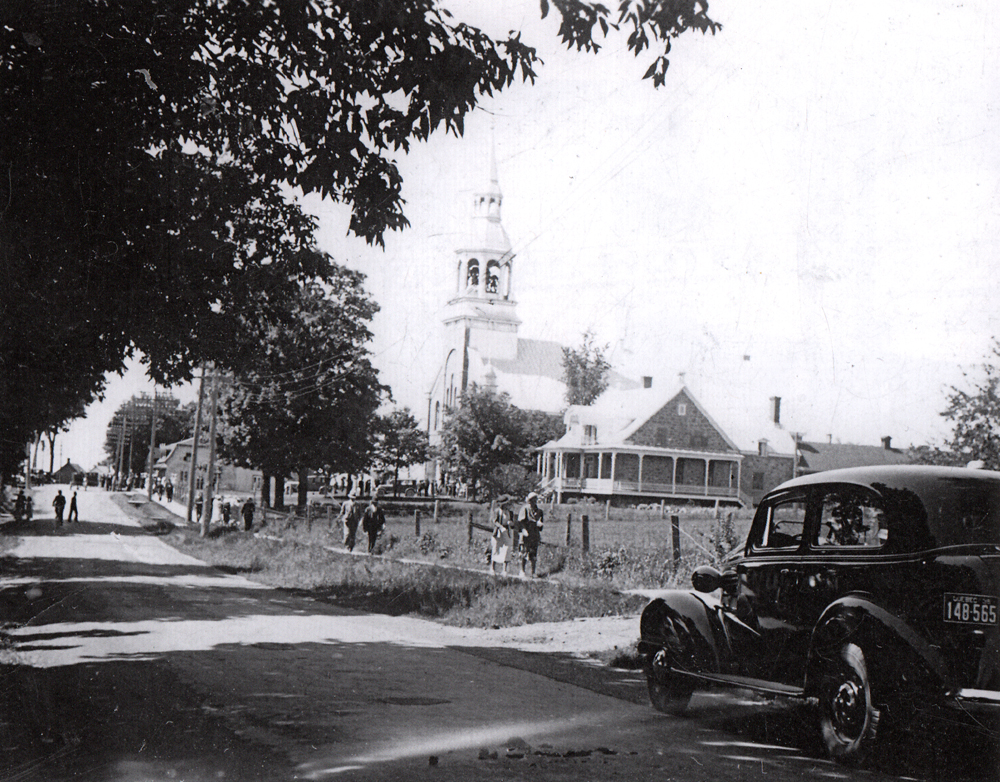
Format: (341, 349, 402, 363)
(0, 0, 718, 477)
(562, 330, 611, 407)
(436, 385, 560, 498)
(373, 408, 429, 490)
(220, 274, 385, 504)
(939, 338, 1000, 469)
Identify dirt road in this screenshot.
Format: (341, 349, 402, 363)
(0, 486, 991, 781)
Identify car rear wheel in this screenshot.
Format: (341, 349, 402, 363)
(818, 642, 880, 762)
(646, 649, 693, 716)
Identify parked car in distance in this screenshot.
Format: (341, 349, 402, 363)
(638, 465, 1000, 763)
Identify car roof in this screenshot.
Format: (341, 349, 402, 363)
(776, 464, 1000, 492)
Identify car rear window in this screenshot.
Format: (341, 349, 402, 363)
(875, 476, 1000, 548)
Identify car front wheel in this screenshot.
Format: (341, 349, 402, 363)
(646, 649, 693, 716)
(818, 642, 880, 762)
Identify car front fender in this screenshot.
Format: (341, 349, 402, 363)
(638, 591, 730, 675)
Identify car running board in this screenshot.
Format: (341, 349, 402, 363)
(673, 669, 804, 698)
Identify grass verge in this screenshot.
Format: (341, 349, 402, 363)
(163, 525, 649, 629)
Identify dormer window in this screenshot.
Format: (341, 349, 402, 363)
(584, 425, 597, 444)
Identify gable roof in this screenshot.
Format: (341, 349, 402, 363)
(797, 441, 914, 473)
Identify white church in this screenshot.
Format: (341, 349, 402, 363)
(425, 145, 638, 441)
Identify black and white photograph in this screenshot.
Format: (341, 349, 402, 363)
(1, 1, 998, 779)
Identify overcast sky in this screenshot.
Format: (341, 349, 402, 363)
(61, 0, 1000, 470)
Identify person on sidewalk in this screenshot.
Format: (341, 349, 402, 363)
(68, 491, 79, 523)
(339, 489, 362, 552)
(165, 480, 174, 503)
(195, 492, 204, 523)
(241, 497, 255, 531)
(361, 498, 385, 554)
(52, 490, 66, 527)
(516, 492, 544, 578)
(489, 495, 515, 576)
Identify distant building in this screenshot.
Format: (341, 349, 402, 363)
(796, 435, 913, 475)
(155, 438, 261, 496)
(53, 459, 86, 485)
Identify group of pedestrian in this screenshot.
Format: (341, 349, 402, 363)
(338, 490, 385, 554)
(489, 491, 544, 578)
(12, 489, 33, 522)
(51, 490, 79, 527)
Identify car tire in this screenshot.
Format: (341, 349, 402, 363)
(646, 649, 693, 717)
(818, 642, 880, 763)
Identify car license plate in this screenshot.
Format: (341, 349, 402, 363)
(943, 593, 999, 625)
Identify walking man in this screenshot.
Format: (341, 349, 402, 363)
(517, 491, 544, 578)
(68, 491, 79, 523)
(361, 498, 385, 554)
(52, 490, 66, 527)
(241, 497, 255, 531)
(339, 489, 362, 552)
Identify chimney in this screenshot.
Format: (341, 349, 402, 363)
(881, 436, 892, 450)
(827, 434, 832, 444)
(642, 376, 652, 389)
(770, 396, 781, 425)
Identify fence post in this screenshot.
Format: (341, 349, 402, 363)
(605, 499, 610, 521)
(671, 514, 681, 573)
(565, 512, 572, 546)
(467, 510, 474, 546)
(660, 499, 665, 518)
(415, 509, 421, 537)
(306, 503, 313, 533)
(582, 514, 590, 553)
(433, 499, 440, 524)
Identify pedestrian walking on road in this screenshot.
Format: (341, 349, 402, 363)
(52, 490, 66, 527)
(339, 489, 362, 552)
(241, 497, 255, 531)
(516, 492, 544, 578)
(361, 498, 385, 554)
(14, 490, 26, 522)
(68, 491, 79, 523)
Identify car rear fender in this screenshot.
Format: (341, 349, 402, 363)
(638, 591, 728, 675)
(805, 595, 949, 700)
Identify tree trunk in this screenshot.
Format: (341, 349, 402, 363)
(297, 468, 308, 510)
(46, 431, 56, 474)
(261, 474, 272, 508)
(274, 475, 285, 509)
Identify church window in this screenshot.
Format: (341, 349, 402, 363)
(466, 259, 479, 289)
(486, 260, 499, 294)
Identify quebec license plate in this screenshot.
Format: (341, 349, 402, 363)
(944, 593, 999, 625)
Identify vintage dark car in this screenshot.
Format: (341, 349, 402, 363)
(639, 465, 1000, 762)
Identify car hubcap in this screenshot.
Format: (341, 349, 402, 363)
(831, 679, 865, 739)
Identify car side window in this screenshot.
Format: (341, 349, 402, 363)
(815, 488, 887, 548)
(758, 497, 807, 549)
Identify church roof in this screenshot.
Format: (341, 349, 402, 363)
(487, 338, 565, 381)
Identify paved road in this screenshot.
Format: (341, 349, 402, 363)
(0, 486, 993, 781)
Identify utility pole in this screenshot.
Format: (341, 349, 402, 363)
(201, 371, 220, 537)
(115, 402, 129, 490)
(127, 397, 136, 487)
(187, 365, 207, 524)
(147, 388, 159, 499)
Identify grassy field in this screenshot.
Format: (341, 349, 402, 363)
(162, 499, 755, 629)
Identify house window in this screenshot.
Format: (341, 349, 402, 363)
(584, 425, 597, 444)
(752, 471, 765, 490)
(655, 426, 669, 446)
(688, 433, 708, 449)
(677, 403, 687, 416)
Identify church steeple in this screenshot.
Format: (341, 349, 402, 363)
(442, 134, 520, 363)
